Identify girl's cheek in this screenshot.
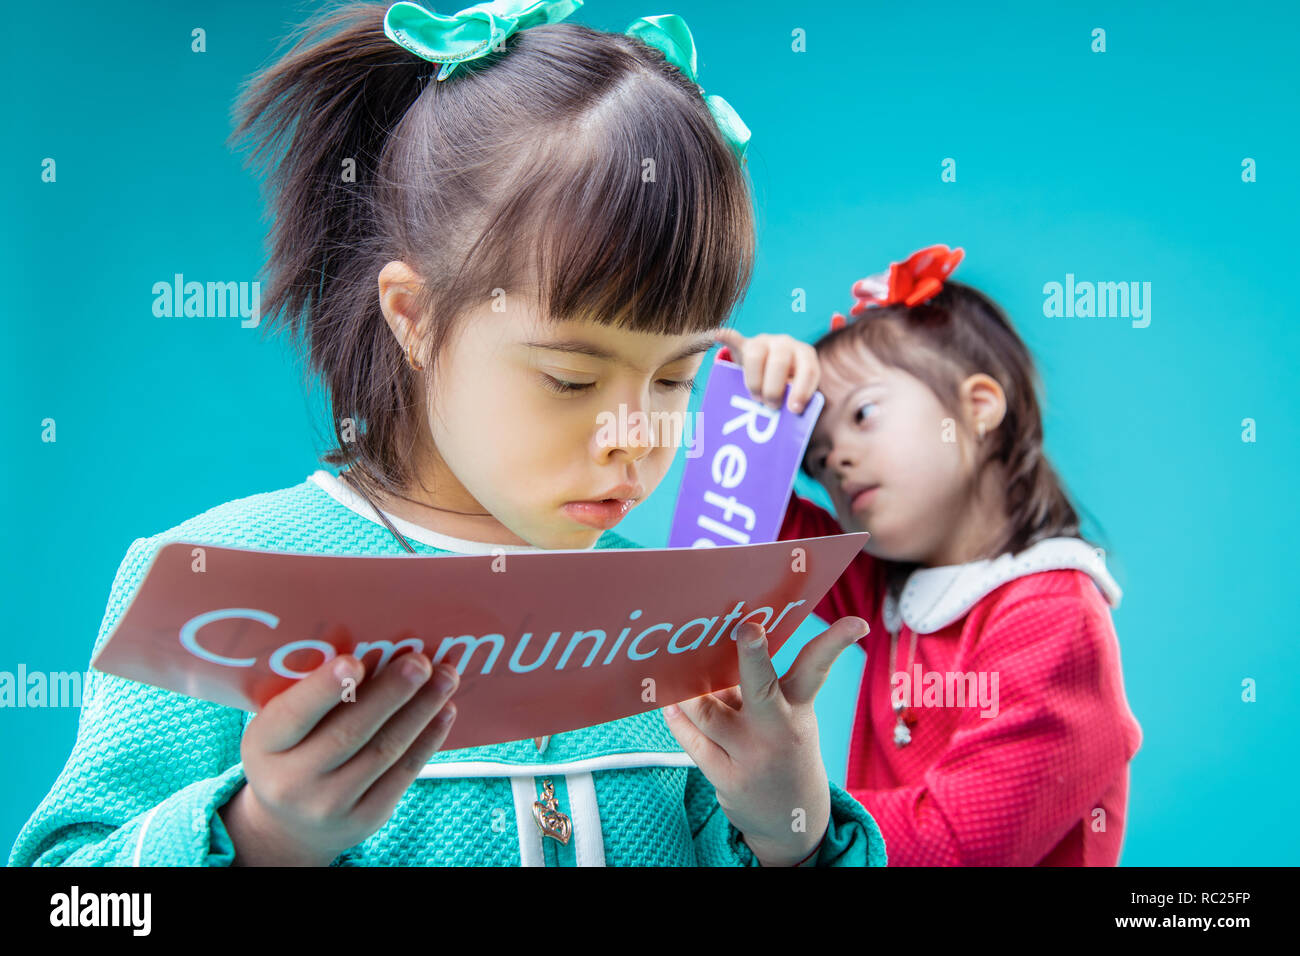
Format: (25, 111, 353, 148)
(647, 444, 676, 479)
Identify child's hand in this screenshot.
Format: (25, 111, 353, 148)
(219, 651, 459, 866)
(662, 615, 869, 866)
(714, 328, 821, 414)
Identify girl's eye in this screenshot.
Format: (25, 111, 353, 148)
(542, 375, 697, 396)
(854, 401, 878, 425)
(542, 375, 596, 394)
(659, 377, 697, 395)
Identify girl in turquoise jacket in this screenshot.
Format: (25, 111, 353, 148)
(8, 0, 885, 867)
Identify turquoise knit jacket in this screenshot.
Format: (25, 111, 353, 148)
(7, 473, 887, 867)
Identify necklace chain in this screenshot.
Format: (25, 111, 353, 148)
(343, 468, 492, 517)
(340, 470, 553, 755)
(382, 486, 492, 517)
(888, 566, 967, 747)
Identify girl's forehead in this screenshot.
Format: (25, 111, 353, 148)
(820, 344, 891, 395)
(521, 312, 717, 369)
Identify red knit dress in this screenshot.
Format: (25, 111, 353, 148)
(781, 493, 1143, 865)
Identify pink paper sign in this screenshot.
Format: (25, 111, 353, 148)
(91, 531, 869, 749)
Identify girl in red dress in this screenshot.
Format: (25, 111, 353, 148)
(715, 245, 1142, 865)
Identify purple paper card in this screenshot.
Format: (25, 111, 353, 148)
(669, 358, 825, 548)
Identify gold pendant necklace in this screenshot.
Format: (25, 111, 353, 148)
(531, 778, 572, 844)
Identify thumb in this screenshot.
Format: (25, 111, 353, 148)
(662, 702, 729, 777)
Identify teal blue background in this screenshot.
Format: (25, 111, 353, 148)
(3, 1, 1296, 865)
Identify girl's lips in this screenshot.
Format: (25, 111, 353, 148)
(849, 486, 879, 512)
(561, 498, 636, 530)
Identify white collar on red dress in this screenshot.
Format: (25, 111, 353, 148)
(882, 536, 1122, 636)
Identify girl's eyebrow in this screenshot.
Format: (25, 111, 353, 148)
(523, 337, 716, 372)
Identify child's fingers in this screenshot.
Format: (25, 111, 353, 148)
(739, 345, 767, 402)
(300, 652, 435, 772)
(759, 342, 795, 409)
(788, 343, 821, 414)
(712, 684, 743, 711)
(714, 327, 749, 371)
(674, 693, 743, 754)
(330, 664, 459, 805)
(720, 330, 773, 401)
(713, 327, 746, 355)
(353, 701, 458, 824)
(254, 654, 367, 753)
(781, 617, 870, 707)
(715, 330, 816, 413)
(662, 700, 731, 777)
(732, 622, 789, 726)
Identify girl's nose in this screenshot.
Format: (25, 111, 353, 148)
(592, 402, 657, 464)
(612, 422, 654, 457)
(618, 442, 653, 464)
(598, 438, 653, 470)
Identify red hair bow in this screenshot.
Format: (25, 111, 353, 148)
(830, 244, 965, 331)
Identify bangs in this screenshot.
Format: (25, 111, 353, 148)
(816, 310, 965, 410)
(817, 313, 907, 383)
(463, 84, 755, 335)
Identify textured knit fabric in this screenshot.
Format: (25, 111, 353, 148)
(7, 474, 886, 867)
(780, 493, 1142, 866)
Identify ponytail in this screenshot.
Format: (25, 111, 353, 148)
(228, 3, 430, 499)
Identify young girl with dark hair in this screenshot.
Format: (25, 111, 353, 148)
(718, 245, 1143, 865)
(9, 1, 884, 868)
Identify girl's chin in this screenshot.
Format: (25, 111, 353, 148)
(534, 518, 607, 550)
(835, 512, 870, 535)
(857, 526, 907, 561)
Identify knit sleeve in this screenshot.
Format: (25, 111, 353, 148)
(683, 766, 887, 867)
(846, 589, 1143, 866)
(7, 536, 252, 867)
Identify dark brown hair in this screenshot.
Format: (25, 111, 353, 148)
(227, 2, 755, 500)
(803, 280, 1104, 565)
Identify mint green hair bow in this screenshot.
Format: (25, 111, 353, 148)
(383, 2, 750, 162)
(624, 14, 750, 163)
(384, 0, 584, 82)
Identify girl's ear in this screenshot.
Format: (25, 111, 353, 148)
(378, 260, 425, 352)
(959, 373, 1007, 439)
